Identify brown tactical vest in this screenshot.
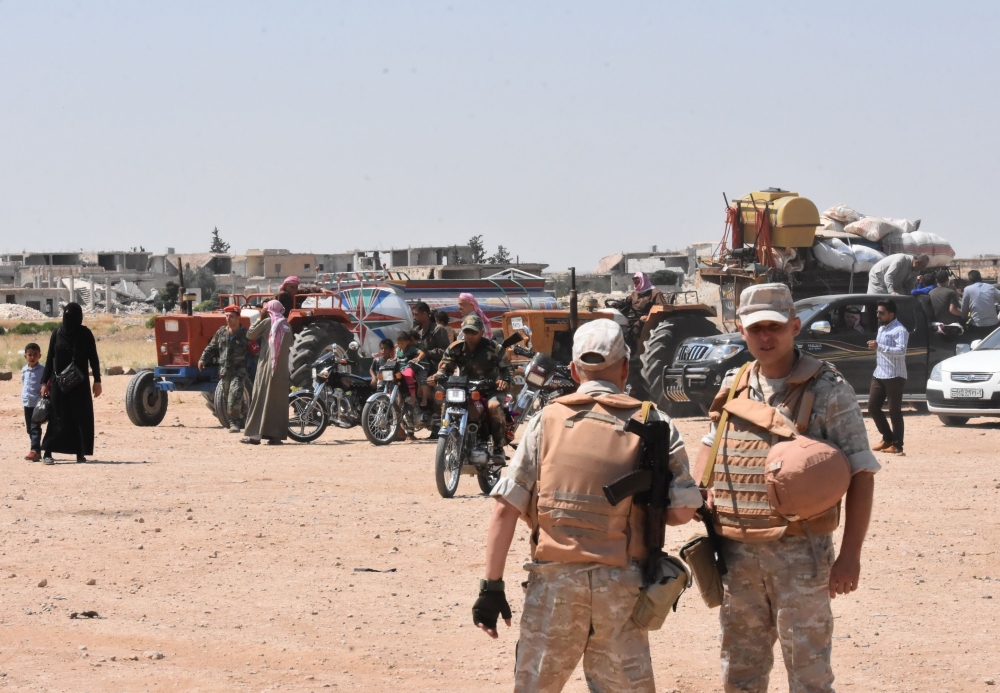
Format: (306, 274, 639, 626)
(531, 390, 647, 566)
(708, 355, 841, 543)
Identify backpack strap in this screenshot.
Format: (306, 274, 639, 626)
(700, 362, 751, 488)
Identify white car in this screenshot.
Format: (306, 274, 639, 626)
(926, 327, 1000, 425)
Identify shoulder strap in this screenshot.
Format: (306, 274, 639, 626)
(701, 362, 750, 488)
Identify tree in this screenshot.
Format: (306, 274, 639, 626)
(154, 281, 179, 312)
(209, 226, 231, 254)
(468, 235, 488, 264)
(489, 245, 513, 264)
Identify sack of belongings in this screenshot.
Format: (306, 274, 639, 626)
(822, 204, 862, 224)
(880, 230, 956, 267)
(844, 216, 921, 242)
(812, 237, 886, 273)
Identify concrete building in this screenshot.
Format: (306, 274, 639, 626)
(595, 247, 691, 291)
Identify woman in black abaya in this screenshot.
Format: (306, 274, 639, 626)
(40, 303, 102, 464)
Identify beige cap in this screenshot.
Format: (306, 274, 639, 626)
(737, 283, 794, 327)
(572, 318, 629, 371)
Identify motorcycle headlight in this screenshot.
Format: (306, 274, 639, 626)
(381, 371, 395, 381)
(706, 344, 743, 360)
(930, 363, 943, 382)
(446, 388, 466, 403)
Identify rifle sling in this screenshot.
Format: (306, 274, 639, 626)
(700, 362, 751, 489)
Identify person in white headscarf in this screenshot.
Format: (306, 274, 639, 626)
(241, 299, 292, 445)
(619, 271, 668, 349)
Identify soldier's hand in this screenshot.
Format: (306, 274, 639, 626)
(829, 552, 861, 598)
(473, 580, 512, 638)
(197, 361, 204, 371)
(496, 379, 509, 392)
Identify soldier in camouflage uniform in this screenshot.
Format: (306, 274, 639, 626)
(473, 319, 702, 692)
(198, 306, 251, 433)
(431, 314, 511, 461)
(694, 284, 879, 693)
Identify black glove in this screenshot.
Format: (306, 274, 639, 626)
(472, 579, 511, 630)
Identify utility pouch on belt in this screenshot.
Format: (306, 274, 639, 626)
(630, 555, 690, 631)
(680, 534, 724, 608)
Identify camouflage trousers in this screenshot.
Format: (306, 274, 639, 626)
(514, 562, 655, 693)
(220, 372, 246, 424)
(719, 534, 836, 693)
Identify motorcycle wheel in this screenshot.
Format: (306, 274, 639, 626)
(287, 391, 329, 443)
(361, 395, 400, 446)
(435, 429, 463, 498)
(477, 467, 502, 496)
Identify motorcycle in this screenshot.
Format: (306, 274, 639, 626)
(361, 358, 440, 446)
(434, 332, 525, 498)
(506, 345, 577, 443)
(287, 342, 374, 442)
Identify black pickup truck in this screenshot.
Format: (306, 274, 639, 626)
(663, 294, 965, 412)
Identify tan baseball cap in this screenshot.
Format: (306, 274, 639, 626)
(737, 283, 794, 327)
(572, 318, 629, 371)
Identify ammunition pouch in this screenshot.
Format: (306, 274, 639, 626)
(629, 554, 690, 631)
(680, 535, 724, 609)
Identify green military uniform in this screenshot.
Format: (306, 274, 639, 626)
(436, 338, 511, 384)
(200, 324, 250, 428)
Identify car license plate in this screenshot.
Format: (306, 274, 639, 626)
(950, 388, 984, 399)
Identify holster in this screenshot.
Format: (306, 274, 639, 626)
(679, 535, 724, 608)
(629, 554, 690, 631)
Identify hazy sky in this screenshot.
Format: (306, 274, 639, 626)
(2, 2, 998, 272)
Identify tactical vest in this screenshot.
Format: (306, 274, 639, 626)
(708, 355, 841, 543)
(530, 391, 647, 566)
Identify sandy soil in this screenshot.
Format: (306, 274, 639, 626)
(2, 375, 999, 692)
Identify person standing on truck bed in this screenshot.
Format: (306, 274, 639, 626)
(867, 299, 908, 454)
(867, 253, 929, 295)
(693, 283, 879, 693)
(198, 305, 250, 433)
(960, 270, 1000, 340)
(929, 270, 962, 325)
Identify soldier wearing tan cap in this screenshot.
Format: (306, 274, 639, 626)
(693, 283, 879, 693)
(473, 318, 702, 692)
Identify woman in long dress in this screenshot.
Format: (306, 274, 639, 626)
(241, 299, 292, 445)
(40, 303, 102, 464)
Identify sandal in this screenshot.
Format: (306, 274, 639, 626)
(240, 437, 261, 445)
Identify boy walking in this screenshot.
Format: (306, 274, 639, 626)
(21, 343, 44, 461)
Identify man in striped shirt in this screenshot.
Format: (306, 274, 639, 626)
(867, 299, 909, 453)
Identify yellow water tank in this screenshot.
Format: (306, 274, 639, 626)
(738, 189, 819, 248)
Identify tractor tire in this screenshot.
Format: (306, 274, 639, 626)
(640, 316, 721, 418)
(124, 370, 169, 427)
(213, 376, 253, 429)
(288, 321, 354, 389)
(202, 390, 216, 417)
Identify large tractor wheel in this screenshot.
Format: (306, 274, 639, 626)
(640, 317, 721, 418)
(288, 321, 354, 389)
(213, 376, 253, 429)
(125, 370, 169, 427)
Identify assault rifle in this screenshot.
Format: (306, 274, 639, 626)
(602, 413, 672, 584)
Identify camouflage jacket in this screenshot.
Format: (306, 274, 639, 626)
(412, 321, 451, 367)
(199, 325, 250, 377)
(436, 338, 511, 385)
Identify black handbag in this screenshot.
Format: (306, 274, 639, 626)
(31, 397, 50, 424)
(55, 338, 87, 392)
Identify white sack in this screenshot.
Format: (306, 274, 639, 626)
(879, 231, 955, 267)
(822, 204, 862, 224)
(844, 216, 920, 242)
(818, 216, 846, 234)
(812, 238, 886, 273)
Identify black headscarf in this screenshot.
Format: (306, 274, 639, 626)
(60, 302, 84, 337)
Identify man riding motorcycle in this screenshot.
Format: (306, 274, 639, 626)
(430, 313, 512, 464)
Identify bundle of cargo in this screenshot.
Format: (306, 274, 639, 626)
(843, 216, 920, 241)
(880, 230, 956, 267)
(811, 237, 886, 273)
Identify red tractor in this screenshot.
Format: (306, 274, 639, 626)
(125, 294, 355, 427)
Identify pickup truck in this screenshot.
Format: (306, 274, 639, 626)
(662, 294, 966, 412)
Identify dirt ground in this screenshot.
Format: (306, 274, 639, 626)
(2, 374, 999, 692)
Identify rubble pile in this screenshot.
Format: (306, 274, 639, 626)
(0, 304, 50, 321)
